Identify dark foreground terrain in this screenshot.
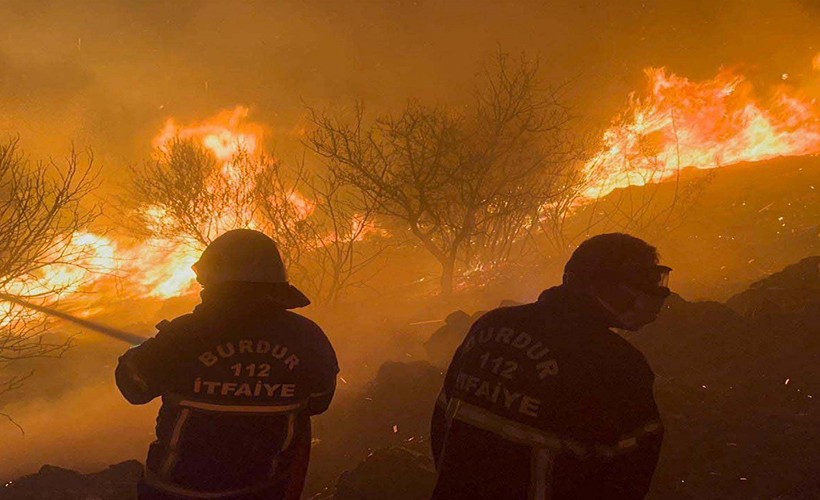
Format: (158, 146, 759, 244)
(4, 257, 818, 499)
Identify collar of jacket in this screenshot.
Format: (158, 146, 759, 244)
(195, 283, 289, 315)
(536, 285, 618, 329)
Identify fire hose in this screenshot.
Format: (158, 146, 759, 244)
(0, 292, 147, 345)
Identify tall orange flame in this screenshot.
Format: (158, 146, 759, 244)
(153, 106, 263, 160)
(139, 106, 269, 297)
(135, 106, 314, 298)
(584, 54, 820, 198)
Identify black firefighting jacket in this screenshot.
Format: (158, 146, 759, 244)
(431, 286, 663, 500)
(115, 287, 338, 499)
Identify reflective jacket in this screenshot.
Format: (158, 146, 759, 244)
(116, 288, 338, 499)
(431, 286, 663, 500)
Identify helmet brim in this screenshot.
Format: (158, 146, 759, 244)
(266, 283, 311, 309)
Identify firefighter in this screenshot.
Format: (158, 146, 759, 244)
(431, 233, 670, 499)
(116, 229, 339, 500)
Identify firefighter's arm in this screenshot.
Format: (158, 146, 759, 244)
(596, 356, 664, 498)
(115, 348, 154, 404)
(307, 376, 336, 415)
(597, 425, 664, 499)
(611, 388, 664, 498)
(305, 325, 339, 416)
(115, 320, 180, 405)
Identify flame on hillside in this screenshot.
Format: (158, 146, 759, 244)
(584, 53, 820, 198)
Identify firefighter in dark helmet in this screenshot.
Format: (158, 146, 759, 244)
(116, 229, 339, 500)
(431, 233, 670, 500)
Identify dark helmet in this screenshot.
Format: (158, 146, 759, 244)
(192, 229, 310, 308)
(563, 233, 671, 297)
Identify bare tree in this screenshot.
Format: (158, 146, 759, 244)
(130, 138, 385, 305)
(252, 156, 315, 271)
(306, 51, 577, 294)
(298, 168, 386, 304)
(236, 156, 386, 304)
(0, 137, 99, 421)
(130, 138, 261, 246)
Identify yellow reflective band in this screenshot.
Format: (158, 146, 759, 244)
(159, 408, 191, 478)
(437, 391, 449, 409)
(281, 413, 296, 451)
(644, 421, 662, 433)
(447, 398, 584, 456)
(529, 447, 555, 500)
(445, 398, 662, 459)
(164, 393, 306, 414)
(596, 419, 663, 458)
(310, 389, 334, 398)
(179, 400, 304, 414)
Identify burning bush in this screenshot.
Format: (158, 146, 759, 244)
(128, 114, 387, 305)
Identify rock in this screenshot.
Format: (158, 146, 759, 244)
(308, 361, 443, 496)
(630, 293, 749, 384)
(727, 256, 820, 318)
(331, 447, 435, 500)
(1, 461, 142, 500)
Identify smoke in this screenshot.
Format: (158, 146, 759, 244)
(0, 372, 158, 481)
(1, 0, 817, 170)
(0, 0, 818, 483)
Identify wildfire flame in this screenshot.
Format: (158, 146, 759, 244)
(131, 105, 315, 298)
(139, 106, 270, 297)
(125, 238, 202, 299)
(153, 105, 263, 160)
(584, 54, 820, 198)
(1, 232, 117, 300)
(5, 55, 819, 326)
(0, 107, 268, 307)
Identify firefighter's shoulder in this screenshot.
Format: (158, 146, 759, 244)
(472, 301, 536, 328)
(278, 311, 337, 361)
(277, 310, 326, 336)
(153, 313, 197, 338)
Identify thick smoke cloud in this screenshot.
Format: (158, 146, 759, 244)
(1, 0, 817, 172)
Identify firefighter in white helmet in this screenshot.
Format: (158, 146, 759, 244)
(431, 233, 669, 499)
(116, 229, 338, 500)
